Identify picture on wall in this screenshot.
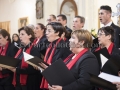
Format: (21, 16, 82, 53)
(36, 0, 43, 19)
(18, 17, 28, 28)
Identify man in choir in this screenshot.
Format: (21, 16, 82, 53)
(57, 14, 72, 39)
(40, 30, 99, 90)
(73, 16, 85, 31)
(0, 29, 18, 90)
(9, 26, 42, 90)
(47, 14, 56, 24)
(99, 5, 120, 48)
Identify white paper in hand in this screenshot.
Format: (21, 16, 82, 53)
(99, 72, 120, 82)
(100, 54, 108, 68)
(23, 52, 34, 61)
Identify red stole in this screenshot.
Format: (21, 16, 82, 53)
(0, 42, 9, 78)
(12, 44, 33, 86)
(95, 43, 114, 55)
(64, 48, 88, 70)
(40, 38, 62, 89)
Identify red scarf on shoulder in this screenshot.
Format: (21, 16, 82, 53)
(95, 43, 114, 55)
(12, 44, 33, 86)
(64, 48, 88, 69)
(0, 42, 9, 78)
(40, 38, 62, 89)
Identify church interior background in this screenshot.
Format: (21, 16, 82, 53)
(0, 0, 120, 36)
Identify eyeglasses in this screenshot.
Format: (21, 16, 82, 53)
(46, 29, 55, 33)
(97, 33, 105, 36)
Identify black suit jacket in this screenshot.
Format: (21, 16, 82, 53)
(0, 43, 18, 89)
(111, 23, 120, 48)
(35, 35, 49, 56)
(62, 51, 99, 90)
(16, 46, 42, 90)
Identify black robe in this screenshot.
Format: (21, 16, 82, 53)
(0, 43, 18, 90)
(62, 51, 99, 90)
(15, 45, 42, 90)
(46, 39, 72, 63)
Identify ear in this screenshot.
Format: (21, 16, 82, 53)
(107, 34, 111, 40)
(118, 71, 120, 76)
(5, 36, 8, 40)
(55, 32, 59, 36)
(78, 41, 85, 47)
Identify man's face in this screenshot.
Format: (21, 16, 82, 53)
(73, 18, 84, 30)
(47, 16, 56, 23)
(56, 16, 66, 26)
(99, 9, 111, 25)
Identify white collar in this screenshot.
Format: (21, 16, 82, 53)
(104, 21, 112, 27)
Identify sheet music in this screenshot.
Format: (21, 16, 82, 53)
(99, 72, 120, 82)
(23, 52, 34, 61)
(100, 54, 108, 68)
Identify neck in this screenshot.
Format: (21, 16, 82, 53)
(2, 41, 8, 49)
(37, 33, 44, 39)
(23, 41, 31, 47)
(101, 41, 112, 49)
(104, 19, 112, 25)
(75, 47, 85, 54)
(52, 36, 60, 42)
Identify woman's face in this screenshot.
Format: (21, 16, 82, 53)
(34, 24, 44, 38)
(19, 30, 31, 46)
(69, 34, 80, 53)
(46, 25, 59, 42)
(0, 34, 8, 47)
(13, 34, 19, 41)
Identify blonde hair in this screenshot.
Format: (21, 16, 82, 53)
(71, 29, 93, 48)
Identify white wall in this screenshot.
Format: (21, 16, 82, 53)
(0, 0, 36, 36)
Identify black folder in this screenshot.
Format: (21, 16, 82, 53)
(23, 52, 49, 68)
(89, 73, 117, 90)
(0, 55, 21, 68)
(42, 59, 76, 86)
(102, 57, 120, 76)
(93, 47, 110, 68)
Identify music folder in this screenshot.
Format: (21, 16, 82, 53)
(23, 52, 49, 69)
(0, 55, 21, 68)
(89, 73, 117, 90)
(42, 59, 76, 86)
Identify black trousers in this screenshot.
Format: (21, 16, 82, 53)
(0, 85, 15, 90)
(15, 85, 27, 90)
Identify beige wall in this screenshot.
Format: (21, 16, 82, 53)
(0, 0, 120, 36)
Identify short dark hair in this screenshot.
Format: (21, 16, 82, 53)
(100, 5, 112, 13)
(18, 26, 35, 42)
(57, 14, 67, 21)
(47, 22, 64, 37)
(98, 26, 114, 42)
(50, 14, 56, 20)
(0, 29, 11, 42)
(75, 16, 85, 23)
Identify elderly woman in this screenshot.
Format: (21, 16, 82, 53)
(41, 30, 99, 90)
(9, 26, 42, 90)
(0, 29, 18, 90)
(93, 26, 120, 56)
(34, 23, 49, 56)
(40, 22, 71, 89)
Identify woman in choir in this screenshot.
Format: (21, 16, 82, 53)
(12, 33, 21, 48)
(93, 26, 120, 56)
(34, 23, 49, 57)
(0, 29, 18, 90)
(41, 30, 99, 90)
(9, 26, 42, 90)
(40, 22, 71, 90)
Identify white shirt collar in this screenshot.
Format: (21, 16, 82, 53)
(104, 21, 112, 27)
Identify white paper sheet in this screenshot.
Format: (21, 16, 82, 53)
(23, 52, 34, 61)
(99, 72, 120, 82)
(100, 54, 108, 68)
